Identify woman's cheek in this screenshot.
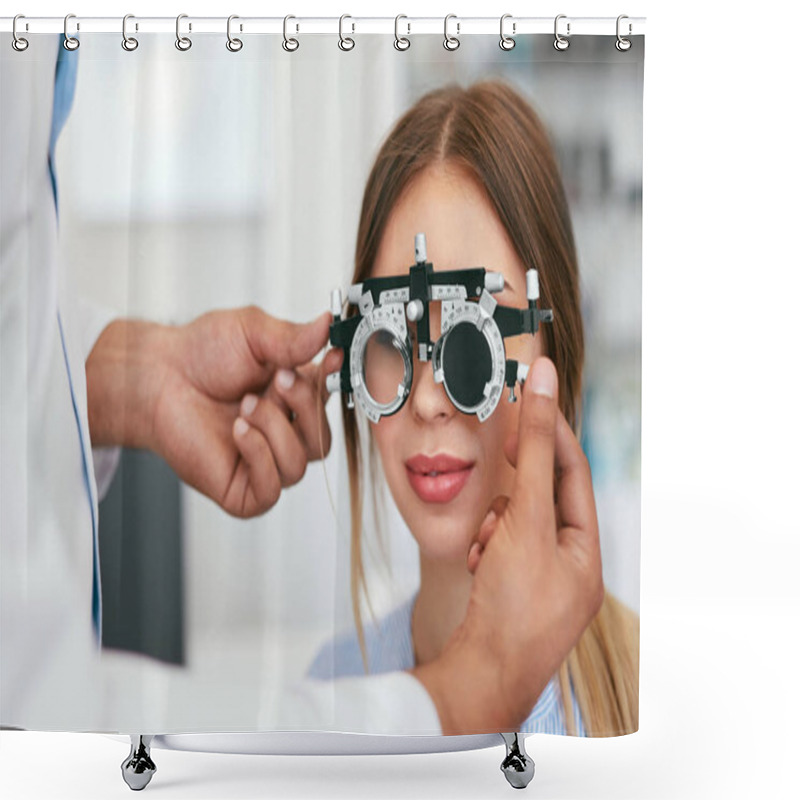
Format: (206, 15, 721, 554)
(507, 335, 540, 370)
(370, 421, 403, 495)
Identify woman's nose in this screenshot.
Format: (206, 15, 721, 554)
(409, 304, 454, 423)
(410, 358, 454, 423)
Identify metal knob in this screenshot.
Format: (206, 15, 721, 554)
(326, 372, 341, 394)
(414, 233, 427, 263)
(347, 284, 363, 305)
(526, 269, 540, 301)
(330, 288, 343, 317)
(406, 299, 424, 322)
(484, 272, 505, 293)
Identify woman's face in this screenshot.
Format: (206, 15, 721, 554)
(368, 162, 544, 564)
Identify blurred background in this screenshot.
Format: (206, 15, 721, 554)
(57, 33, 642, 731)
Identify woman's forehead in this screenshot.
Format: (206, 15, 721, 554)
(372, 164, 524, 296)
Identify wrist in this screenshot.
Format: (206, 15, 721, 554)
(409, 622, 530, 735)
(86, 318, 177, 451)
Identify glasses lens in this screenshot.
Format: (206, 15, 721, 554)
(442, 322, 493, 411)
(363, 328, 407, 405)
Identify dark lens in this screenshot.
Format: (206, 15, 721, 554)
(441, 322, 492, 410)
(363, 329, 406, 405)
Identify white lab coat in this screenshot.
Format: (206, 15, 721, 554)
(0, 37, 115, 731)
(0, 38, 442, 736)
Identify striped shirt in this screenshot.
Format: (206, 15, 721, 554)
(306, 591, 586, 735)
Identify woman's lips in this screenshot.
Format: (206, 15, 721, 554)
(405, 454, 475, 504)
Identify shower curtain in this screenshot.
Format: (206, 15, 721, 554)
(1, 24, 643, 739)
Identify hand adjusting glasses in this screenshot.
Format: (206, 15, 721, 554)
(326, 233, 553, 423)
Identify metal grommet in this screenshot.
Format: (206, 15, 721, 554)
(338, 14, 355, 51)
(63, 14, 79, 50)
(282, 15, 299, 52)
(226, 15, 243, 52)
(615, 14, 632, 51)
(443, 14, 460, 51)
(12, 15, 29, 52)
(122, 14, 139, 51)
(553, 14, 570, 51)
(175, 14, 192, 51)
(499, 14, 515, 51)
(394, 14, 410, 51)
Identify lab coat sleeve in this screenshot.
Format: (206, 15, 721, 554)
(74, 293, 122, 502)
(277, 672, 443, 735)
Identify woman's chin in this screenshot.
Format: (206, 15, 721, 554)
(408, 513, 480, 564)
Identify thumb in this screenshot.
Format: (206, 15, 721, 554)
(242, 308, 332, 369)
(507, 357, 559, 537)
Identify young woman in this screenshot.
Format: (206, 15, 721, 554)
(306, 80, 639, 737)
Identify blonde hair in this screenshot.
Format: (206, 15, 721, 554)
(338, 81, 638, 736)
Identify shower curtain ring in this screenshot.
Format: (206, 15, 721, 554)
(339, 14, 355, 51)
(553, 14, 570, 51)
(443, 14, 460, 51)
(226, 15, 243, 52)
(12, 15, 29, 51)
(63, 14, 79, 50)
(615, 15, 632, 51)
(499, 14, 516, 50)
(394, 15, 410, 50)
(175, 14, 192, 51)
(283, 15, 299, 52)
(122, 14, 139, 51)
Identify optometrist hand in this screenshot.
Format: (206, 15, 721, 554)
(410, 356, 604, 734)
(86, 307, 343, 518)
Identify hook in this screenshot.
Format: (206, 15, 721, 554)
(283, 15, 299, 52)
(444, 14, 460, 51)
(227, 15, 243, 52)
(554, 14, 570, 51)
(394, 14, 410, 51)
(616, 15, 632, 51)
(339, 14, 355, 51)
(175, 13, 192, 51)
(122, 14, 139, 51)
(12, 14, 29, 51)
(499, 14, 516, 51)
(63, 13, 79, 51)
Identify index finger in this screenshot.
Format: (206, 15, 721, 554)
(261, 347, 343, 417)
(309, 347, 345, 406)
(261, 347, 344, 459)
(507, 357, 559, 535)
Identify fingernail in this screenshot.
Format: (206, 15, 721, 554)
(241, 394, 258, 416)
(276, 369, 296, 390)
(468, 541, 481, 562)
(528, 358, 556, 398)
(233, 417, 250, 437)
(482, 509, 497, 529)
